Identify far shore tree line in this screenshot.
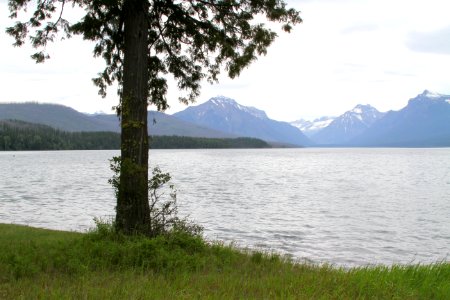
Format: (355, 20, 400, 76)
(0, 120, 270, 150)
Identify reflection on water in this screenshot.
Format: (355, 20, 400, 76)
(0, 148, 449, 266)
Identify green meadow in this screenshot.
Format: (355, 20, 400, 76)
(1, 223, 449, 299)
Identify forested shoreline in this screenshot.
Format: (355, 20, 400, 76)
(149, 135, 269, 149)
(0, 120, 270, 150)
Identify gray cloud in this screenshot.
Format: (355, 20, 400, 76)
(406, 26, 450, 55)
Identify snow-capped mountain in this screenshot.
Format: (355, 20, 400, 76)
(417, 90, 450, 101)
(312, 104, 384, 145)
(173, 96, 311, 146)
(350, 90, 450, 146)
(209, 96, 269, 119)
(290, 116, 335, 137)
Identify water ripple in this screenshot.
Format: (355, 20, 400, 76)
(1, 148, 449, 266)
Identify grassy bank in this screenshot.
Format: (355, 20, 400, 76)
(0, 224, 449, 299)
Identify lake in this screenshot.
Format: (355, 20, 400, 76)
(0, 148, 449, 266)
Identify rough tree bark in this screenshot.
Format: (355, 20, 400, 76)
(115, 0, 151, 234)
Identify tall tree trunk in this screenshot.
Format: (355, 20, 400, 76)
(115, 0, 150, 234)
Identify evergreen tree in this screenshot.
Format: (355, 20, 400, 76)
(7, 0, 301, 235)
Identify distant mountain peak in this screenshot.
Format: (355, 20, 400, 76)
(421, 90, 442, 98)
(210, 96, 237, 106)
(207, 96, 268, 119)
(174, 96, 311, 146)
(312, 103, 384, 145)
(351, 103, 374, 112)
(411, 90, 450, 105)
(417, 90, 450, 100)
(343, 104, 380, 123)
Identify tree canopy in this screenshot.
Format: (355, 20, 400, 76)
(7, 0, 301, 109)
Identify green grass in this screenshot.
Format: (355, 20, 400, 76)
(0, 224, 449, 299)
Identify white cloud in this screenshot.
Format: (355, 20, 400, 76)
(1, 0, 450, 121)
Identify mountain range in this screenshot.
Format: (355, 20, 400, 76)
(349, 90, 450, 147)
(173, 96, 311, 146)
(0, 100, 309, 146)
(311, 104, 385, 145)
(0, 102, 235, 139)
(1, 90, 449, 147)
(290, 90, 450, 147)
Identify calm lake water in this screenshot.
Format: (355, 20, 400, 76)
(1, 148, 449, 266)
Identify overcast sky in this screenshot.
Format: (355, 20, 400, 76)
(1, 0, 450, 121)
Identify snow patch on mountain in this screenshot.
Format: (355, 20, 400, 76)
(209, 96, 268, 119)
(351, 107, 362, 114)
(290, 116, 335, 137)
(409, 90, 450, 106)
(423, 90, 442, 98)
(340, 104, 381, 127)
(309, 117, 335, 130)
(210, 96, 236, 108)
(416, 90, 450, 101)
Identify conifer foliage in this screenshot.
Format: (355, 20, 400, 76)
(7, 0, 301, 235)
